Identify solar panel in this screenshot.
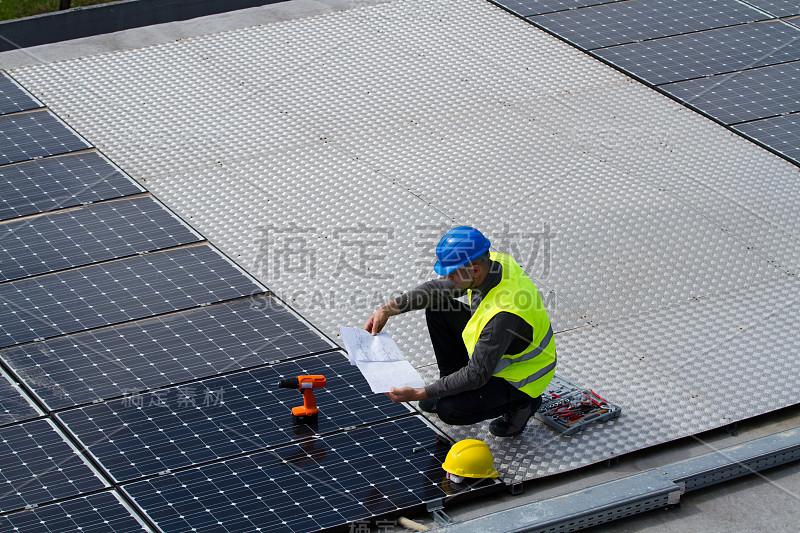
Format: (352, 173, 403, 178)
(0, 366, 40, 427)
(0, 72, 42, 116)
(0, 419, 107, 513)
(491, 0, 623, 17)
(733, 112, 800, 164)
(660, 61, 800, 124)
(122, 416, 475, 533)
(0, 491, 149, 533)
(530, 0, 768, 49)
(0, 245, 263, 349)
(57, 351, 406, 482)
(1, 298, 331, 410)
(744, 0, 800, 17)
(0, 196, 202, 283)
(0, 110, 90, 166)
(594, 20, 800, 85)
(0, 152, 144, 222)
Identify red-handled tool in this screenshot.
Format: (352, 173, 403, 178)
(278, 375, 326, 421)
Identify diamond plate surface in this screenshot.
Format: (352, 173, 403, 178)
(10, 0, 800, 480)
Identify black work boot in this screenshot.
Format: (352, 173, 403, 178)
(489, 397, 534, 437)
(418, 398, 438, 413)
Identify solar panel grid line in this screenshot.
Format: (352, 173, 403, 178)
(593, 20, 800, 85)
(488, 0, 626, 17)
(529, 0, 771, 50)
(0, 195, 204, 283)
(737, 0, 800, 18)
(733, 111, 800, 163)
(0, 363, 41, 428)
(0, 245, 265, 349)
(55, 351, 411, 483)
(0, 418, 109, 515)
(660, 61, 800, 125)
(0, 109, 91, 167)
(0, 491, 154, 533)
(0, 72, 43, 116)
(120, 417, 466, 533)
(0, 151, 145, 222)
(0, 297, 335, 411)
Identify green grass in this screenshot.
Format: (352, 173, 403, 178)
(0, 0, 119, 22)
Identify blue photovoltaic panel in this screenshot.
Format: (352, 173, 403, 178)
(0, 196, 202, 282)
(661, 62, 800, 124)
(530, 0, 768, 49)
(733, 113, 800, 164)
(1, 298, 332, 410)
(594, 20, 800, 85)
(0, 110, 90, 166)
(122, 417, 474, 533)
(0, 72, 42, 116)
(57, 351, 406, 482)
(745, 1, 800, 17)
(491, 0, 623, 17)
(0, 491, 148, 533)
(0, 152, 143, 222)
(0, 368, 39, 426)
(0, 245, 263, 349)
(0, 419, 106, 513)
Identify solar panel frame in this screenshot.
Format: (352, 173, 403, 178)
(490, 0, 624, 17)
(0, 152, 144, 222)
(0, 418, 107, 513)
(0, 246, 264, 349)
(660, 61, 800, 124)
(743, 0, 800, 18)
(593, 20, 800, 85)
(0, 365, 40, 427)
(122, 416, 485, 533)
(530, 0, 769, 50)
(733, 112, 800, 164)
(0, 110, 90, 166)
(0, 72, 43, 116)
(56, 351, 408, 483)
(0, 297, 334, 410)
(0, 491, 150, 533)
(0, 196, 203, 283)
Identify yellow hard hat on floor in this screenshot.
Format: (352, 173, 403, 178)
(442, 439, 499, 479)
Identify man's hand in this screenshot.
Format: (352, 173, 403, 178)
(364, 301, 400, 335)
(385, 387, 427, 403)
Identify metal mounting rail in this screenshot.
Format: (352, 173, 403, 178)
(436, 426, 800, 533)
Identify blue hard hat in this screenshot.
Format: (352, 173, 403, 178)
(434, 226, 491, 275)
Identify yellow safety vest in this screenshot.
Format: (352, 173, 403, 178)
(462, 252, 556, 398)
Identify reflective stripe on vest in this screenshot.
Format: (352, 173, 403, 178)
(461, 252, 556, 398)
(493, 325, 553, 375)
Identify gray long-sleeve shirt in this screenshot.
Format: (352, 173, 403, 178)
(393, 261, 534, 398)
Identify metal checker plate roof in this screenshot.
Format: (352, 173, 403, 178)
(122, 416, 480, 533)
(57, 351, 407, 482)
(0, 491, 149, 533)
(660, 61, 800, 124)
(0, 419, 107, 513)
(530, 0, 768, 50)
(594, 20, 800, 85)
(0, 152, 144, 222)
(733, 112, 800, 162)
(11, 0, 800, 482)
(0, 297, 333, 410)
(0, 110, 90, 166)
(0, 72, 42, 115)
(0, 245, 262, 348)
(0, 196, 202, 282)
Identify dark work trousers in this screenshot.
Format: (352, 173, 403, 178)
(426, 300, 540, 425)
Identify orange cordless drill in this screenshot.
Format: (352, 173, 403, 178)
(278, 375, 326, 420)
